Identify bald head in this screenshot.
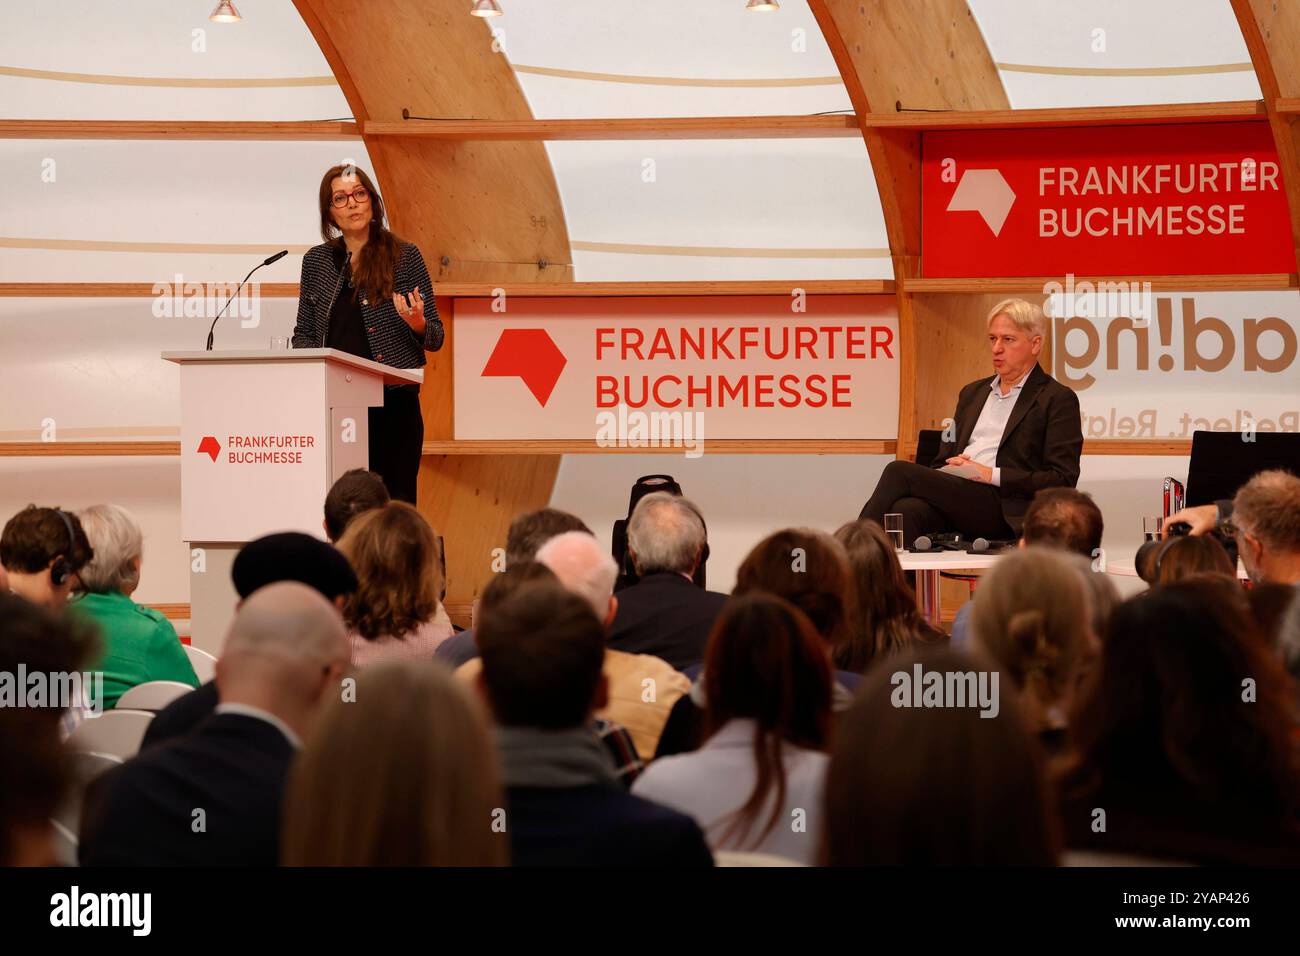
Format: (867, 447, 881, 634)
(217, 582, 351, 733)
(225, 581, 347, 665)
(535, 531, 618, 624)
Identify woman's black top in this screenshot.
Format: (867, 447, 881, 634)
(326, 271, 373, 361)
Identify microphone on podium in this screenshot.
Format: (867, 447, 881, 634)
(913, 535, 933, 552)
(204, 250, 289, 351)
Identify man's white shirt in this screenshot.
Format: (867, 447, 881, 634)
(959, 367, 1033, 487)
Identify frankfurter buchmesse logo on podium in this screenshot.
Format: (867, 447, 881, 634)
(481, 328, 567, 406)
(195, 434, 316, 464)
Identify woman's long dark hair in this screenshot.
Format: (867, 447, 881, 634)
(833, 519, 944, 672)
(1061, 576, 1300, 826)
(701, 593, 833, 851)
(317, 164, 405, 304)
(732, 528, 851, 655)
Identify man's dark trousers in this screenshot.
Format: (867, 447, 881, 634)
(860, 461, 1014, 546)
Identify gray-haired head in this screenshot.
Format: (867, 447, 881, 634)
(535, 531, 618, 622)
(987, 297, 1046, 339)
(628, 492, 706, 577)
(76, 504, 144, 595)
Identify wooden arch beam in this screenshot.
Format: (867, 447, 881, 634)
(1231, 0, 1300, 278)
(293, 0, 572, 613)
(808, 0, 1009, 456)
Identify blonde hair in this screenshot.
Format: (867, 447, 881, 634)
(970, 547, 1088, 704)
(987, 298, 1046, 339)
(281, 661, 507, 866)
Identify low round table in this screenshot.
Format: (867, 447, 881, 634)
(897, 549, 1004, 625)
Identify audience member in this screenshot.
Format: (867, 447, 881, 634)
(1, 505, 94, 610)
(1231, 469, 1300, 585)
(1247, 581, 1298, 646)
(656, 527, 857, 758)
(953, 488, 1103, 644)
(475, 582, 712, 866)
(822, 645, 1060, 865)
(632, 594, 832, 863)
(471, 560, 644, 787)
(0, 594, 99, 865)
(608, 492, 727, 670)
(337, 502, 453, 665)
(435, 507, 592, 669)
(323, 468, 390, 543)
(1057, 576, 1300, 864)
(142, 532, 357, 748)
(70, 504, 198, 709)
(80, 582, 351, 866)
(832, 519, 944, 672)
(1139, 532, 1235, 585)
(282, 661, 507, 865)
(1279, 589, 1300, 709)
(970, 547, 1095, 754)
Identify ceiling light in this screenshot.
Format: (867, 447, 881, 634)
(746, 0, 780, 10)
(470, 0, 503, 16)
(209, 1, 241, 23)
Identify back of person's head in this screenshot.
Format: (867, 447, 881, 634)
(1065, 577, 1298, 819)
(477, 561, 559, 623)
(282, 661, 507, 866)
(534, 530, 617, 624)
(1233, 469, 1300, 556)
(1021, 488, 1104, 558)
(832, 519, 939, 672)
(505, 508, 592, 567)
(0, 505, 93, 575)
(231, 532, 357, 603)
(627, 492, 706, 577)
(1061, 553, 1120, 645)
(323, 468, 390, 543)
(702, 593, 833, 850)
(1152, 534, 1235, 586)
(476, 582, 606, 730)
(970, 547, 1091, 709)
(217, 581, 350, 718)
(76, 504, 143, 595)
(733, 528, 851, 650)
(0, 594, 99, 864)
(822, 645, 1060, 865)
(337, 502, 441, 640)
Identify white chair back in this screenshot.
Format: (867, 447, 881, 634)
(117, 680, 196, 711)
(66, 709, 154, 760)
(52, 751, 124, 854)
(50, 819, 79, 867)
(183, 644, 217, 683)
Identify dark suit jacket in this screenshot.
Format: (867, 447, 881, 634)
(140, 679, 218, 749)
(608, 572, 728, 671)
(932, 364, 1083, 531)
(79, 713, 295, 866)
(506, 783, 714, 867)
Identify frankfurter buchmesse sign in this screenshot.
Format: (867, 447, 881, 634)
(922, 121, 1293, 278)
(454, 295, 900, 450)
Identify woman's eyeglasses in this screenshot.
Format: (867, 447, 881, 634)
(331, 186, 371, 208)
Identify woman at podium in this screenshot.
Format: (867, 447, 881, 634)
(291, 164, 445, 505)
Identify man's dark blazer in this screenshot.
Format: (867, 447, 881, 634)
(932, 363, 1083, 531)
(608, 572, 728, 671)
(140, 679, 218, 749)
(79, 712, 295, 866)
(506, 784, 714, 867)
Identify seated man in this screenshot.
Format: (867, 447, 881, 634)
(475, 581, 712, 867)
(1, 505, 94, 611)
(79, 582, 351, 866)
(861, 298, 1083, 545)
(1170, 470, 1300, 586)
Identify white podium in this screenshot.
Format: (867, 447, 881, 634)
(162, 349, 423, 653)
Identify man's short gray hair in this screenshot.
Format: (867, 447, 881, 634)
(627, 492, 706, 576)
(988, 298, 1046, 339)
(535, 531, 618, 619)
(76, 504, 143, 595)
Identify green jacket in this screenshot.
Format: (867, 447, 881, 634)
(71, 591, 200, 710)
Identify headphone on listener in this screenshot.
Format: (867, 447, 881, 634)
(49, 508, 77, 587)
